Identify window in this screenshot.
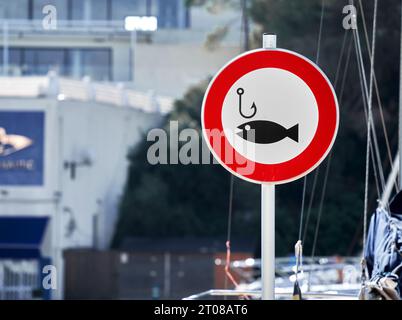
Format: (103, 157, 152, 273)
(0, 48, 23, 75)
(0, 0, 29, 19)
(70, 0, 84, 20)
(80, 49, 111, 81)
(0, 47, 112, 81)
(23, 48, 67, 75)
(154, 0, 190, 29)
(70, 0, 109, 21)
(32, 0, 68, 20)
(111, 0, 147, 21)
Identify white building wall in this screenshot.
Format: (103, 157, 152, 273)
(134, 43, 239, 97)
(58, 100, 163, 250)
(0, 94, 165, 299)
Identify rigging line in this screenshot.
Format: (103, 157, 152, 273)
(303, 31, 349, 246)
(338, 30, 382, 201)
(297, 0, 326, 244)
(310, 1, 382, 267)
(353, 16, 387, 197)
(224, 174, 234, 291)
(352, 10, 386, 195)
(224, 175, 250, 300)
(302, 169, 319, 243)
(338, 33, 382, 200)
(352, 17, 384, 203)
(352, 28, 381, 200)
(358, 0, 396, 201)
(352, 20, 382, 201)
(358, 0, 397, 193)
(334, 30, 349, 88)
(307, 32, 350, 263)
(298, 177, 307, 241)
(226, 175, 235, 244)
(315, 0, 325, 65)
(302, 30, 348, 246)
(224, 0, 250, 295)
(310, 153, 332, 262)
(363, 0, 379, 258)
(355, 41, 382, 201)
(339, 35, 353, 103)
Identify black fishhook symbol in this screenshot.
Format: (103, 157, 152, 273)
(237, 88, 257, 119)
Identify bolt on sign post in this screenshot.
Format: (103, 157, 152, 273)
(201, 34, 339, 300)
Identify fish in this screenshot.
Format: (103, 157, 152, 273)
(236, 120, 299, 144)
(0, 127, 33, 156)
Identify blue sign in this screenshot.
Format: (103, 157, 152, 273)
(0, 111, 45, 186)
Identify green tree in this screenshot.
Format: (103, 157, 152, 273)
(113, 81, 263, 250)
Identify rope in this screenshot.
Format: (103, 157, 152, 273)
(297, 0, 326, 292)
(315, 0, 325, 65)
(364, 0, 378, 257)
(351, 0, 379, 285)
(223, 176, 251, 298)
(224, 1, 248, 294)
(310, 153, 332, 260)
(298, 0, 326, 244)
(307, 31, 349, 256)
(337, 32, 383, 203)
(302, 169, 319, 243)
(298, 177, 307, 241)
(293, 240, 303, 299)
(352, 1, 386, 197)
(358, 0, 398, 193)
(224, 175, 236, 290)
(352, 18, 382, 202)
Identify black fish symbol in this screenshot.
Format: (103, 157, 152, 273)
(236, 120, 299, 144)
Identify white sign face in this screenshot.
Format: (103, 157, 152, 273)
(202, 48, 339, 184)
(222, 68, 319, 164)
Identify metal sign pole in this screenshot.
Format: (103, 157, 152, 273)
(261, 183, 275, 300)
(261, 33, 277, 300)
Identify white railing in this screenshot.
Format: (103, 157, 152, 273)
(0, 74, 173, 114)
(0, 260, 39, 300)
(0, 19, 126, 34)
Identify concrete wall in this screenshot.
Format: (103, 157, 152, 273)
(58, 100, 163, 250)
(134, 42, 240, 97)
(0, 97, 164, 299)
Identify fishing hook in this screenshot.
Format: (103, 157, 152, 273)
(237, 88, 257, 119)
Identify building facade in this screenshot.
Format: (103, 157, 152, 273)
(0, 76, 171, 299)
(0, 0, 244, 300)
(0, 0, 242, 97)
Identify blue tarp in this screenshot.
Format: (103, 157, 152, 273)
(0, 216, 49, 259)
(364, 191, 402, 294)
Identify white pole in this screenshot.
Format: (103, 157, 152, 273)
(380, 153, 399, 209)
(261, 184, 275, 300)
(131, 30, 137, 83)
(261, 33, 277, 300)
(3, 21, 8, 76)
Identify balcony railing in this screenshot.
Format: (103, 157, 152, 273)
(0, 19, 128, 34)
(0, 73, 173, 114)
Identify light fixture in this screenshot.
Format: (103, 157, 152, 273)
(124, 16, 158, 32)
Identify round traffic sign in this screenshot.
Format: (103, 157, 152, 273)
(201, 48, 339, 184)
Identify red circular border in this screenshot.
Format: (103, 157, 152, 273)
(202, 49, 338, 184)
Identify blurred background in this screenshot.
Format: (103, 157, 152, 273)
(0, 0, 399, 300)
